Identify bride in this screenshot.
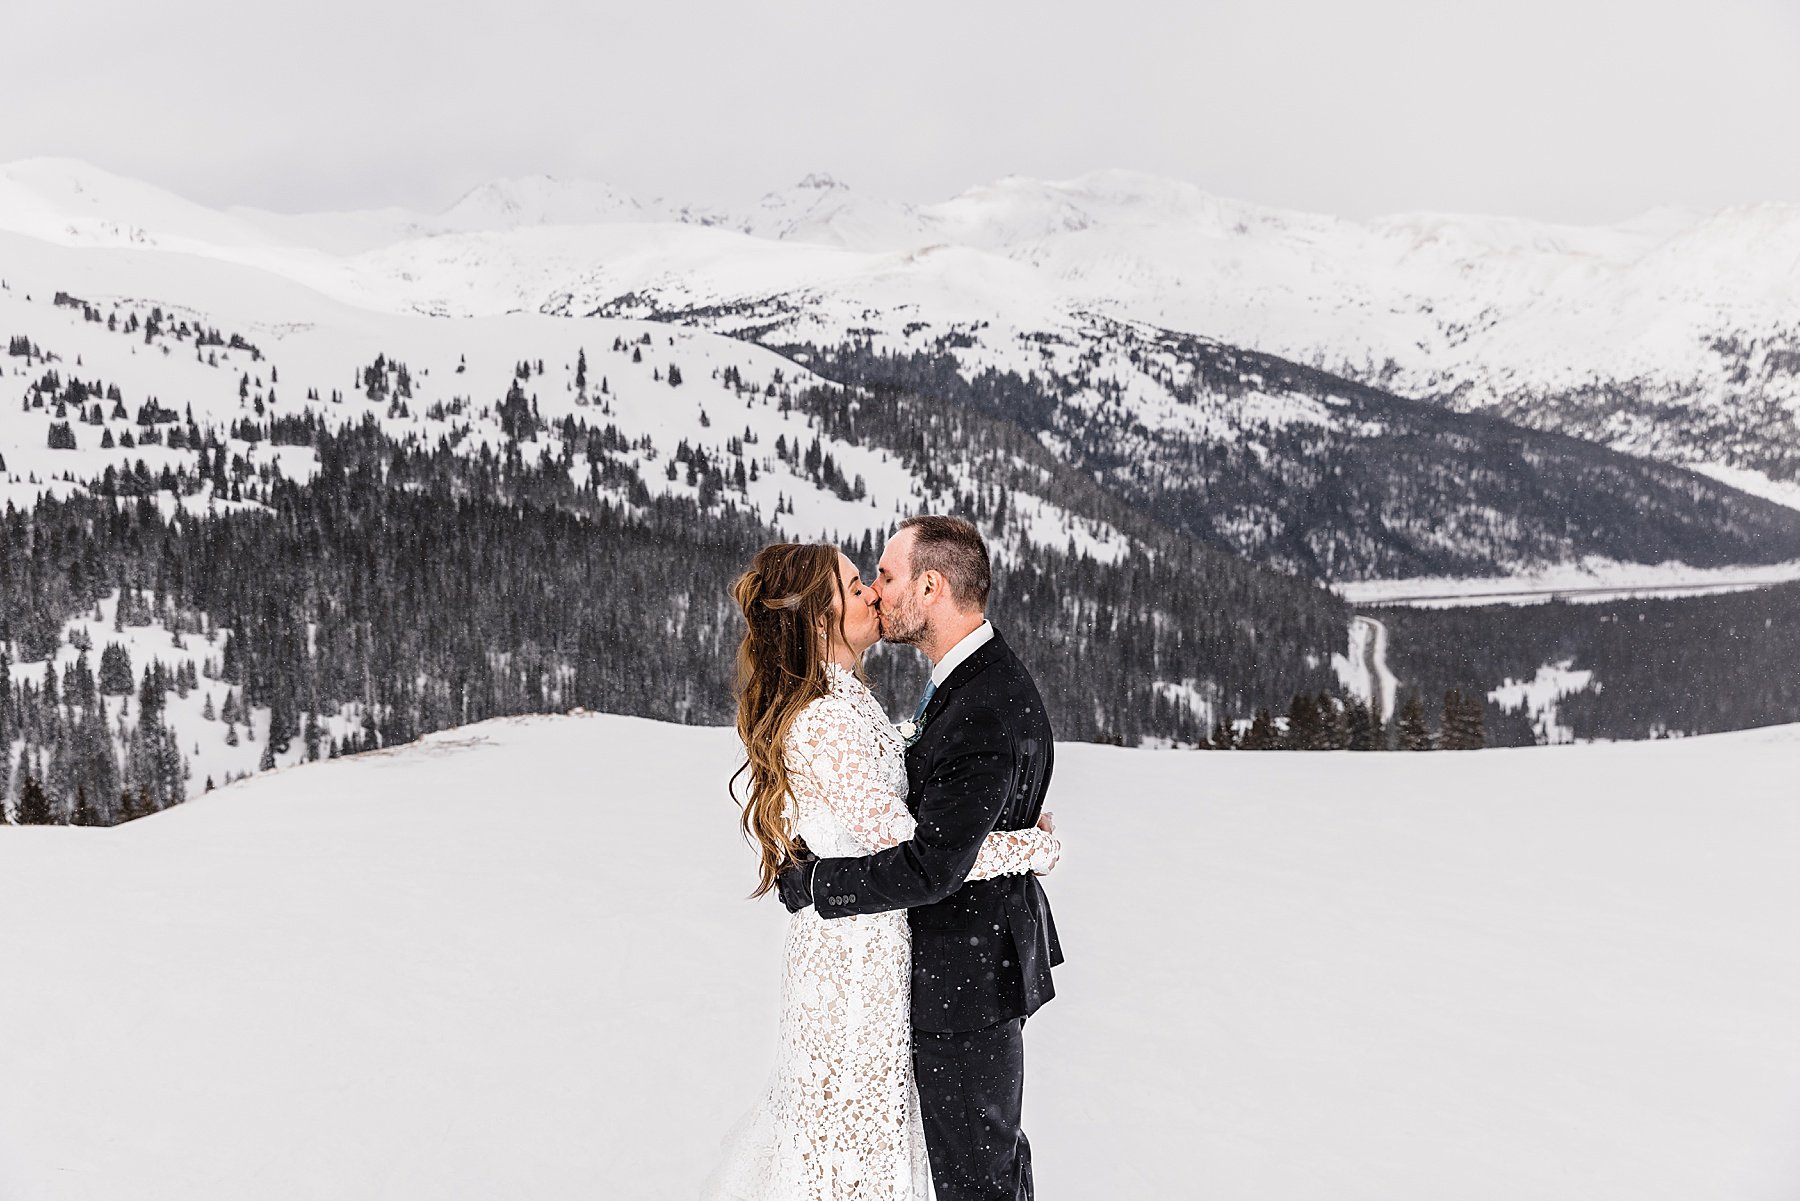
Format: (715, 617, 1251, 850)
(705, 542, 1061, 1201)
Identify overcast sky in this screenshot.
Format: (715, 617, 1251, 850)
(6, 0, 1797, 223)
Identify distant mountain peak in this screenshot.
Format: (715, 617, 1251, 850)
(793, 172, 848, 192)
(437, 174, 651, 230)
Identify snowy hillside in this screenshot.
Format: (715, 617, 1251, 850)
(7, 157, 1795, 503)
(5, 157, 1798, 822)
(7, 162, 1798, 586)
(0, 226, 1120, 553)
(2, 714, 1798, 1200)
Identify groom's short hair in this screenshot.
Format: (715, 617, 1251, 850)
(899, 515, 990, 612)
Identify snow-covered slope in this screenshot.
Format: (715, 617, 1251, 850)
(2, 713, 1798, 1200)
(6, 157, 1799, 586)
(0, 227, 1121, 552)
(0, 158, 286, 252)
(0, 222, 1142, 814)
(12, 159, 1800, 502)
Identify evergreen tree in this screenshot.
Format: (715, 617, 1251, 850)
(1284, 692, 1322, 750)
(1345, 696, 1375, 751)
(98, 643, 134, 694)
(268, 693, 295, 754)
(1243, 708, 1279, 750)
(138, 666, 164, 726)
(13, 746, 28, 810)
(69, 650, 96, 708)
(1441, 689, 1489, 750)
(1210, 714, 1236, 751)
(1317, 690, 1350, 750)
(1398, 690, 1434, 751)
(1463, 694, 1487, 749)
(0, 642, 11, 757)
(16, 776, 51, 825)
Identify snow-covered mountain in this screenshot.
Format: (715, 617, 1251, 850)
(8, 156, 1800, 581)
(4, 712, 1799, 1200)
(16, 157, 1792, 503)
(8, 155, 1800, 582)
(7, 162, 1800, 839)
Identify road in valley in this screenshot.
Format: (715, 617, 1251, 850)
(1348, 614, 1397, 724)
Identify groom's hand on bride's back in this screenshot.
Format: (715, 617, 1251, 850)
(776, 850, 817, 913)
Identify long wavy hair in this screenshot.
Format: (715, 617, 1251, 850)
(730, 542, 856, 898)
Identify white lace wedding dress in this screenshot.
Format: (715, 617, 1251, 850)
(703, 663, 1055, 1201)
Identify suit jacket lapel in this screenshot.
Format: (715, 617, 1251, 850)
(920, 628, 1009, 728)
(903, 631, 1008, 814)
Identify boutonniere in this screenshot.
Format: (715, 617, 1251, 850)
(896, 719, 925, 747)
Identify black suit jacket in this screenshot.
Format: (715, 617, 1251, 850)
(811, 628, 1063, 1033)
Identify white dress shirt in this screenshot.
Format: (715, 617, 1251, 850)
(930, 620, 994, 688)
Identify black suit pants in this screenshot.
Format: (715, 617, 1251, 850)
(912, 1016, 1032, 1201)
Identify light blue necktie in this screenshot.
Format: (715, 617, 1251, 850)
(912, 681, 938, 724)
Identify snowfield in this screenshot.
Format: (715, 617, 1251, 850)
(1334, 557, 1800, 608)
(9, 156, 1800, 516)
(3, 713, 1798, 1201)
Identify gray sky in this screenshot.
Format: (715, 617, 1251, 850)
(7, 0, 1798, 223)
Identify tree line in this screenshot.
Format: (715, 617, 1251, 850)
(1374, 589, 1800, 743)
(2, 413, 1354, 825)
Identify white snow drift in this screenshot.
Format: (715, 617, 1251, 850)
(2, 714, 1798, 1201)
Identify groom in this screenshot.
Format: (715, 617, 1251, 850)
(778, 515, 1062, 1201)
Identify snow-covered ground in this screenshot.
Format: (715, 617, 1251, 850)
(9, 155, 1800, 522)
(3, 713, 1798, 1201)
(1334, 556, 1800, 608)
(1488, 661, 1598, 745)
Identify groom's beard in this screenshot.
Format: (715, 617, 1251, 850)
(878, 601, 925, 646)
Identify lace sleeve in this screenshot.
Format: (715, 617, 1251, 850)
(967, 826, 1061, 881)
(785, 697, 914, 851)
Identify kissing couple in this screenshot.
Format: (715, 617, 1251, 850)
(704, 516, 1065, 1201)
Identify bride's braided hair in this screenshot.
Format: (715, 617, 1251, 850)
(730, 542, 853, 898)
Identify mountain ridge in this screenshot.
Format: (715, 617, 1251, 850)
(8, 155, 1791, 502)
